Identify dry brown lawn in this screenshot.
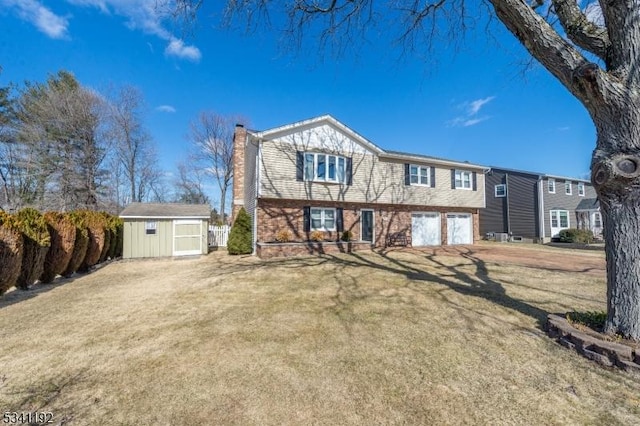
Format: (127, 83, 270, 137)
(1, 243, 639, 425)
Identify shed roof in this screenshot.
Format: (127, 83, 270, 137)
(119, 203, 210, 219)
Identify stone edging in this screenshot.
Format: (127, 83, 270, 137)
(547, 314, 640, 374)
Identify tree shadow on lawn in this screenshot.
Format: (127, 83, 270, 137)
(262, 247, 551, 329)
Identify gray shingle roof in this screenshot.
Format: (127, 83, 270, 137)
(119, 203, 210, 218)
(576, 198, 600, 211)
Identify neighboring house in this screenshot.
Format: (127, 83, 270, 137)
(119, 203, 210, 258)
(232, 115, 488, 256)
(480, 167, 601, 242)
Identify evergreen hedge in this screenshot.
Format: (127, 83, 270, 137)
(62, 212, 89, 277)
(15, 208, 51, 289)
(78, 210, 107, 272)
(108, 216, 124, 259)
(227, 208, 253, 255)
(40, 212, 77, 284)
(0, 212, 24, 295)
(99, 214, 112, 263)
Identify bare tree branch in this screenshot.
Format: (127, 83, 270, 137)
(551, 0, 609, 61)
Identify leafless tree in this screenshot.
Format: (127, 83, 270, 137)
(188, 111, 246, 220)
(173, 160, 210, 205)
(170, 0, 640, 339)
(106, 84, 163, 205)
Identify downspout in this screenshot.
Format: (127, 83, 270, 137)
(537, 176, 545, 242)
(505, 174, 511, 234)
(252, 138, 262, 255)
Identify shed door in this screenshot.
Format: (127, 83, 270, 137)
(412, 213, 441, 246)
(173, 220, 202, 256)
(447, 214, 473, 245)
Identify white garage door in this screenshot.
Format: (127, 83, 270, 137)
(411, 213, 441, 246)
(447, 214, 473, 245)
(173, 220, 203, 256)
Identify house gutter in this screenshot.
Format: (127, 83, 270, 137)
(380, 152, 490, 172)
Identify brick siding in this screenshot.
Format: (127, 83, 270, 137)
(256, 198, 479, 247)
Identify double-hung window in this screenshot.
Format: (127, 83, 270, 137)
(578, 182, 585, 196)
(304, 153, 347, 184)
(310, 208, 336, 231)
(495, 184, 506, 197)
(410, 164, 430, 185)
(548, 178, 556, 193)
(455, 170, 472, 189)
(565, 181, 572, 195)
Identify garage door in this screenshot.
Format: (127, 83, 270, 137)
(173, 220, 203, 256)
(447, 214, 473, 245)
(411, 213, 441, 246)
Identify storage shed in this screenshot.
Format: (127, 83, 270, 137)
(119, 203, 210, 258)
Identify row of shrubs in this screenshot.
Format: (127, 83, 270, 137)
(557, 228, 595, 244)
(0, 208, 123, 296)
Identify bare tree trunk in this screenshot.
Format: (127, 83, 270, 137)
(601, 198, 640, 338)
(591, 115, 640, 339)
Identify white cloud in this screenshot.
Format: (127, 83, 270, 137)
(6, 0, 203, 61)
(156, 105, 176, 113)
(2, 0, 69, 39)
(165, 38, 202, 62)
(467, 96, 495, 115)
(67, 0, 202, 62)
(447, 96, 496, 127)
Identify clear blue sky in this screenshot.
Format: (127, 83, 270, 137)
(1, 1, 596, 204)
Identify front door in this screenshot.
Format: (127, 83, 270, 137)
(361, 210, 374, 242)
(550, 210, 569, 238)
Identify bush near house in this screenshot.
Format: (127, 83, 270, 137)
(62, 211, 89, 278)
(15, 208, 51, 290)
(558, 228, 595, 244)
(227, 208, 252, 255)
(0, 212, 24, 295)
(78, 210, 107, 272)
(40, 212, 77, 284)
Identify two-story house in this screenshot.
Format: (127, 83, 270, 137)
(481, 166, 601, 242)
(232, 115, 489, 257)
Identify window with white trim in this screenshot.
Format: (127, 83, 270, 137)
(145, 221, 157, 235)
(310, 208, 336, 231)
(495, 184, 506, 197)
(304, 153, 347, 183)
(410, 164, 430, 186)
(578, 182, 585, 196)
(565, 181, 572, 195)
(550, 210, 569, 228)
(594, 212, 602, 228)
(455, 170, 472, 189)
(548, 178, 555, 193)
